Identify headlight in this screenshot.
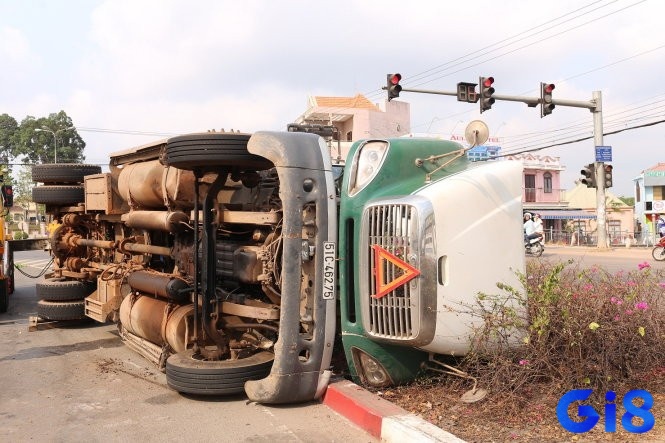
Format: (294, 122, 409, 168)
(348, 141, 388, 196)
(352, 347, 392, 388)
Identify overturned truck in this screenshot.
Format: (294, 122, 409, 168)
(32, 128, 525, 404)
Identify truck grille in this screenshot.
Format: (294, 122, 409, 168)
(362, 203, 419, 340)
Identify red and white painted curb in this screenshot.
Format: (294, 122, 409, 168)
(322, 380, 466, 442)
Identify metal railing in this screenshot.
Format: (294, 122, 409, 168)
(543, 229, 659, 247)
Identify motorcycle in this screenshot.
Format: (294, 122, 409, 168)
(525, 235, 544, 257)
(652, 236, 665, 261)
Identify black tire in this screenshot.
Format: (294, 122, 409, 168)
(0, 279, 8, 313)
(32, 164, 101, 184)
(164, 133, 273, 171)
(32, 185, 84, 205)
(652, 246, 665, 261)
(36, 300, 86, 320)
(36, 278, 95, 301)
(166, 350, 273, 395)
(532, 244, 544, 257)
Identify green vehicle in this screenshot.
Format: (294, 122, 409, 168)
(33, 123, 524, 404)
(337, 129, 525, 389)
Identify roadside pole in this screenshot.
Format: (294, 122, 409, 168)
(592, 91, 608, 249)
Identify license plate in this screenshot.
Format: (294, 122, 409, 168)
(322, 241, 336, 300)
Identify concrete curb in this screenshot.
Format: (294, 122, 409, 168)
(322, 380, 466, 442)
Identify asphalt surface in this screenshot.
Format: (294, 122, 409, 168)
(0, 251, 376, 443)
(3, 245, 662, 442)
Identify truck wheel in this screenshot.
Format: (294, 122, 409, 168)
(0, 279, 8, 313)
(32, 185, 85, 205)
(32, 164, 101, 184)
(164, 133, 273, 171)
(36, 300, 86, 321)
(36, 278, 95, 301)
(166, 350, 274, 395)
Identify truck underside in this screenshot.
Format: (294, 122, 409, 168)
(33, 131, 337, 404)
(32, 130, 525, 404)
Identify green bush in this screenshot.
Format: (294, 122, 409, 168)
(461, 259, 665, 404)
(13, 231, 29, 240)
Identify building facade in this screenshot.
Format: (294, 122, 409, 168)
(292, 94, 410, 161)
(633, 162, 665, 243)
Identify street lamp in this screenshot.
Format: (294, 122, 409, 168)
(34, 126, 74, 163)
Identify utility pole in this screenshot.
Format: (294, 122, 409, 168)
(34, 126, 75, 163)
(592, 91, 608, 249)
(383, 76, 609, 249)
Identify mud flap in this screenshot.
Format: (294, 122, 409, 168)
(244, 132, 337, 404)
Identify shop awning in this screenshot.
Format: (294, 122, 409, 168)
(535, 210, 597, 220)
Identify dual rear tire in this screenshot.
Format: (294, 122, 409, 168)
(31, 163, 101, 206)
(35, 278, 95, 320)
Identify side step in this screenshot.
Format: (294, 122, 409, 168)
(28, 315, 90, 332)
(119, 325, 168, 370)
(84, 278, 125, 323)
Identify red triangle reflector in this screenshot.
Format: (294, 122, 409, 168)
(371, 244, 421, 299)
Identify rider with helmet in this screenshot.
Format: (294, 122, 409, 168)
(524, 213, 543, 244)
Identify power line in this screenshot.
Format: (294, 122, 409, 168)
(496, 117, 665, 158)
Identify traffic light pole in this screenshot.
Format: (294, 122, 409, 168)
(391, 86, 609, 249)
(592, 91, 608, 249)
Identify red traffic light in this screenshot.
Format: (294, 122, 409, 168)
(389, 73, 402, 85)
(387, 73, 402, 101)
(544, 83, 555, 94)
(482, 77, 494, 88)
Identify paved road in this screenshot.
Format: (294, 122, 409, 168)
(531, 244, 665, 273)
(0, 251, 376, 443)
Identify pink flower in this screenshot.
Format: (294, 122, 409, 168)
(638, 261, 651, 270)
(627, 281, 637, 287)
(635, 302, 649, 311)
(583, 284, 593, 291)
(610, 297, 618, 303)
(519, 359, 529, 366)
(614, 315, 620, 321)
(616, 299, 623, 305)
(658, 282, 665, 288)
(625, 309, 633, 315)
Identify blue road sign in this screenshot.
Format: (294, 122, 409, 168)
(595, 146, 612, 162)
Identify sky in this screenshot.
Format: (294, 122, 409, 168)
(1, 0, 663, 197)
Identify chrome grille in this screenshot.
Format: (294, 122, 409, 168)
(364, 203, 419, 339)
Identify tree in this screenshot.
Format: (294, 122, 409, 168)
(14, 110, 86, 164)
(0, 113, 19, 163)
(12, 165, 35, 208)
(619, 196, 635, 206)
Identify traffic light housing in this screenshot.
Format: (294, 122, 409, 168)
(540, 82, 555, 117)
(1, 185, 13, 207)
(387, 73, 402, 101)
(580, 163, 596, 188)
(603, 164, 613, 188)
(479, 76, 495, 113)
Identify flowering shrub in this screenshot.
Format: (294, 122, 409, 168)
(461, 259, 665, 402)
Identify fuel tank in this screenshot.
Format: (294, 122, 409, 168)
(119, 295, 193, 352)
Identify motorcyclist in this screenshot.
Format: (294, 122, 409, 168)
(533, 214, 545, 247)
(523, 213, 542, 244)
